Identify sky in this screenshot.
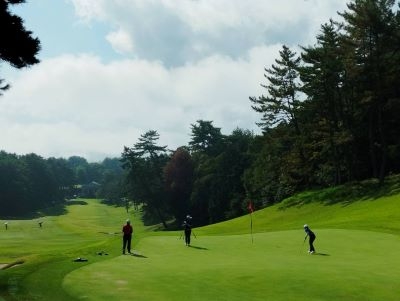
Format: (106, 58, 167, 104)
(0, 0, 349, 162)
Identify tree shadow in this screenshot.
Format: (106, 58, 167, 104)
(1, 202, 68, 219)
(66, 200, 88, 206)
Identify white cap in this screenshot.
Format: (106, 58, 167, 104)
(126, 219, 130, 223)
(303, 224, 308, 228)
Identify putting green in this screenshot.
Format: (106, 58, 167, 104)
(63, 229, 400, 301)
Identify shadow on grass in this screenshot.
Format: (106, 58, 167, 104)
(189, 245, 209, 251)
(130, 253, 148, 258)
(314, 253, 330, 256)
(66, 200, 88, 206)
(1, 198, 93, 220)
(278, 174, 400, 210)
(0, 202, 68, 219)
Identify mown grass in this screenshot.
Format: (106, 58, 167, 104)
(1, 176, 400, 301)
(63, 230, 400, 301)
(0, 199, 151, 300)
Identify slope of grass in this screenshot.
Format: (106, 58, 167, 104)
(197, 177, 400, 236)
(1, 176, 400, 301)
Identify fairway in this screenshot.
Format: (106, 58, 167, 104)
(63, 230, 400, 301)
(1, 196, 400, 301)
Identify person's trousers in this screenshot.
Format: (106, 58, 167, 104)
(184, 229, 191, 245)
(309, 235, 316, 252)
(123, 234, 132, 253)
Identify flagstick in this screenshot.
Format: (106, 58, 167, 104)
(250, 212, 254, 244)
(248, 201, 254, 244)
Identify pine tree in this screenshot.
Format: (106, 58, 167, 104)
(250, 45, 302, 133)
(339, 0, 400, 182)
(300, 21, 355, 185)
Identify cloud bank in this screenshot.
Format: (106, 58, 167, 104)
(1, 0, 348, 161)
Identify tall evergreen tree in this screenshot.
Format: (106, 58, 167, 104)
(250, 45, 303, 132)
(339, 0, 400, 182)
(250, 45, 310, 188)
(189, 120, 224, 156)
(300, 21, 355, 185)
(121, 130, 169, 227)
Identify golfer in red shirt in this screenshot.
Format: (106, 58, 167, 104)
(122, 219, 133, 254)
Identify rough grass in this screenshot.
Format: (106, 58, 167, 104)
(1, 176, 400, 300)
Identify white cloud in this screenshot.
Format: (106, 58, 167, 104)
(1, 45, 283, 161)
(1, 0, 350, 161)
(69, 0, 348, 65)
(106, 28, 135, 54)
(68, 0, 107, 22)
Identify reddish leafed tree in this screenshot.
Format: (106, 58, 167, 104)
(164, 147, 194, 222)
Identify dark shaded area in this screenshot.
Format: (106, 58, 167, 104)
(0, 202, 68, 220)
(38, 203, 68, 216)
(66, 200, 88, 206)
(0, 288, 16, 301)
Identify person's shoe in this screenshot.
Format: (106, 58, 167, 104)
(310, 251, 315, 254)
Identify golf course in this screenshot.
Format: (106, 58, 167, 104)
(1, 178, 400, 301)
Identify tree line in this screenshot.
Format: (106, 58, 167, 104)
(0, 152, 124, 217)
(121, 0, 400, 227)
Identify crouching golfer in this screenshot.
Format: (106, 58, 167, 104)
(182, 215, 192, 246)
(303, 224, 316, 254)
(122, 219, 133, 254)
